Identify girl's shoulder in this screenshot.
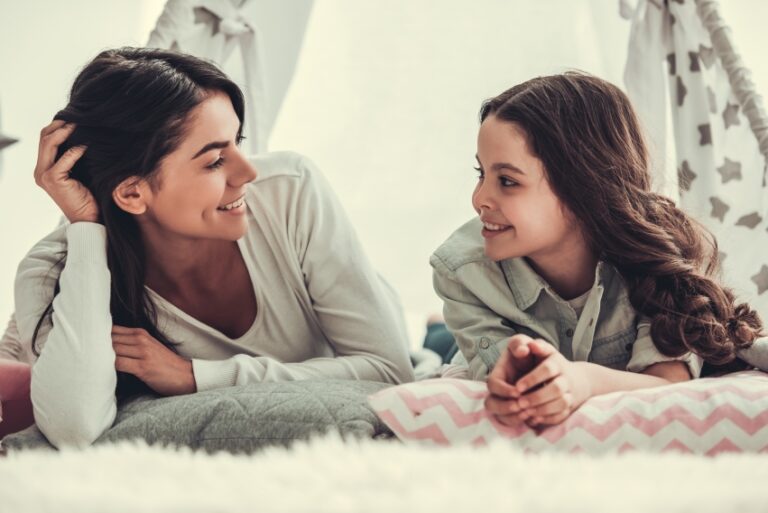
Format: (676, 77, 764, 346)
(430, 217, 490, 273)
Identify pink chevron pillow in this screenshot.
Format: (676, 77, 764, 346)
(368, 371, 768, 456)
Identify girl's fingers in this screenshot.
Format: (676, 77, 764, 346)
(487, 346, 520, 398)
(516, 357, 562, 395)
(517, 375, 569, 408)
(494, 412, 526, 428)
(487, 375, 518, 398)
(527, 339, 557, 358)
(523, 394, 572, 418)
(484, 395, 522, 416)
(530, 409, 571, 427)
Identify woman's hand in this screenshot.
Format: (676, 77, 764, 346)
(511, 341, 592, 427)
(34, 120, 99, 223)
(112, 326, 196, 396)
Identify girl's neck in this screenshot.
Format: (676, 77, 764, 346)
(526, 239, 598, 301)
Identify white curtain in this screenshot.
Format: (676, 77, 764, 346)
(0, 98, 19, 176)
(146, 0, 312, 154)
(624, 0, 768, 317)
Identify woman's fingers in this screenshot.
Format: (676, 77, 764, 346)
(112, 341, 145, 359)
(46, 145, 86, 183)
(114, 355, 142, 374)
(39, 119, 67, 139)
(36, 123, 76, 181)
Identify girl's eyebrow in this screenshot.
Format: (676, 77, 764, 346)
(475, 154, 525, 175)
(192, 140, 230, 160)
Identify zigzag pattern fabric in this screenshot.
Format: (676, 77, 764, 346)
(369, 371, 768, 456)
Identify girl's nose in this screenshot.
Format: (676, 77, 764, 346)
(472, 179, 494, 212)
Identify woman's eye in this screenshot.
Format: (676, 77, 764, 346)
(236, 134, 246, 146)
(206, 156, 225, 170)
(473, 166, 484, 179)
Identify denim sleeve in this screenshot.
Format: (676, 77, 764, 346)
(627, 316, 703, 378)
(431, 255, 515, 381)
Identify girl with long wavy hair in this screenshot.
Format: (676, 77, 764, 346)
(1, 47, 413, 448)
(430, 72, 763, 428)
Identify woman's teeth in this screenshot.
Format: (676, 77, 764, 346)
(218, 196, 245, 211)
(483, 221, 509, 231)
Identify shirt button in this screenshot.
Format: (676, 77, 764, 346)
(588, 318, 594, 327)
(479, 337, 490, 350)
(565, 329, 574, 338)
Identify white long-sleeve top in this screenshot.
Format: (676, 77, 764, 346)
(9, 151, 414, 448)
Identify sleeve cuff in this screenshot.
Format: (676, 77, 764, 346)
(65, 222, 107, 263)
(192, 358, 239, 391)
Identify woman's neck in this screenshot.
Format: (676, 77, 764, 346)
(140, 228, 238, 295)
(526, 237, 598, 301)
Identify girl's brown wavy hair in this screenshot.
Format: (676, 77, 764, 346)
(480, 72, 762, 369)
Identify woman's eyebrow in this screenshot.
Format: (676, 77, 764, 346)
(192, 140, 229, 159)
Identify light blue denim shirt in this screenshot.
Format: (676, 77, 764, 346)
(430, 218, 702, 381)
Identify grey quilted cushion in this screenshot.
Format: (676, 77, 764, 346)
(2, 380, 394, 453)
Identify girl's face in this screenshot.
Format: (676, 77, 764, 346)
(136, 91, 257, 242)
(473, 116, 577, 262)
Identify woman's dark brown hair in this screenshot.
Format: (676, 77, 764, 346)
(33, 47, 246, 395)
(480, 71, 762, 369)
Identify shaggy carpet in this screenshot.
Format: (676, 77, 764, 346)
(1, 435, 767, 512)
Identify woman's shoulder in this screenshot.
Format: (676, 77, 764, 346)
(430, 217, 490, 274)
(246, 151, 320, 184)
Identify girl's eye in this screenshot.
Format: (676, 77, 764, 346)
(236, 134, 246, 146)
(474, 166, 484, 179)
(500, 176, 518, 187)
(206, 156, 225, 170)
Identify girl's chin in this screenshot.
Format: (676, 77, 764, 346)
(484, 242, 521, 262)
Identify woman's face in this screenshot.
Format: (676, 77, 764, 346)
(137, 91, 257, 242)
(472, 116, 575, 262)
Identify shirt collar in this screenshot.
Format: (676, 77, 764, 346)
(500, 257, 609, 311)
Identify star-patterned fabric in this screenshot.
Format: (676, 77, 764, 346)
(625, 0, 768, 316)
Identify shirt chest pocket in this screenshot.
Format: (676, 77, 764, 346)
(588, 328, 635, 370)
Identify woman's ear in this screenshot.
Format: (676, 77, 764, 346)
(112, 176, 150, 215)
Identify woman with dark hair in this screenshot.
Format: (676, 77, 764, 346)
(431, 71, 763, 428)
(4, 47, 413, 448)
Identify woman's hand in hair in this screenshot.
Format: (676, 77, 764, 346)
(34, 120, 99, 223)
(511, 341, 591, 427)
(111, 325, 196, 396)
(485, 334, 547, 427)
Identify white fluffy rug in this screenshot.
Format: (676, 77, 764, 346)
(2, 436, 768, 512)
